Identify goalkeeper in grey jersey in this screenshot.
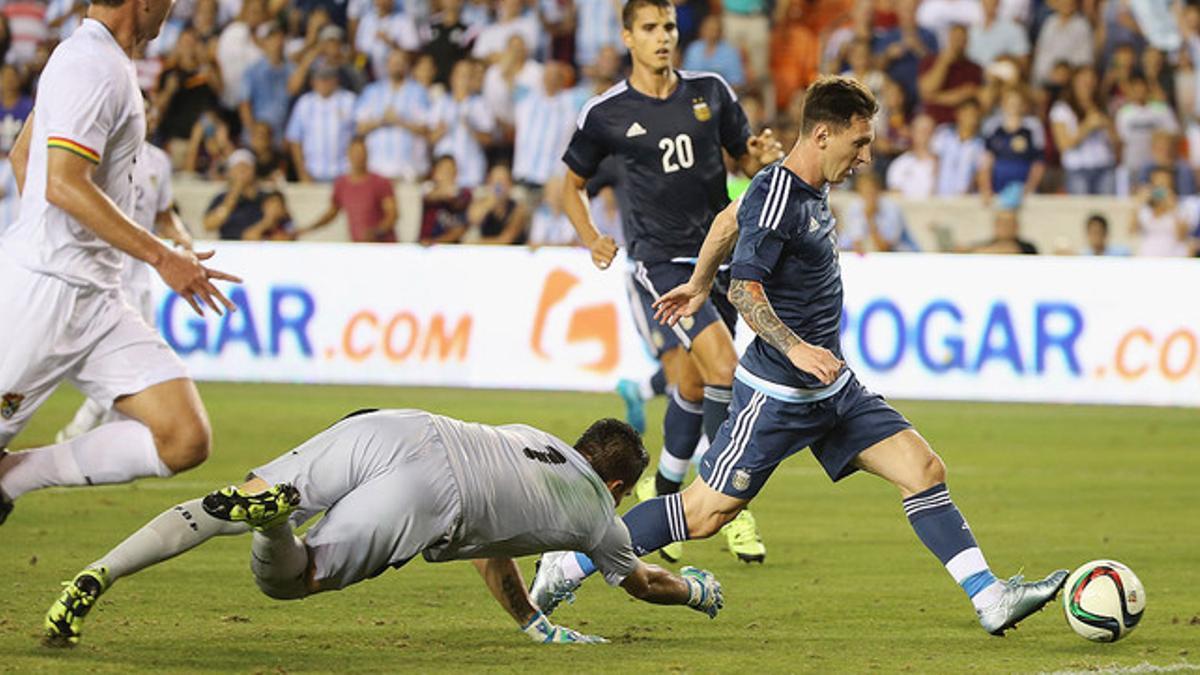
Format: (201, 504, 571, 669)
(43, 409, 724, 646)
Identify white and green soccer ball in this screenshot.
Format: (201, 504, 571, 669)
(1063, 559, 1145, 643)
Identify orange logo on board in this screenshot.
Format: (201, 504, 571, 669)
(530, 268, 619, 373)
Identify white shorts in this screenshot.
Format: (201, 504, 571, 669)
(0, 261, 188, 447)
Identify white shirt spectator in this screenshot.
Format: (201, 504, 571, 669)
(886, 152, 937, 199)
(355, 78, 432, 180)
(430, 93, 495, 188)
(1031, 13, 1093, 85)
(216, 20, 264, 108)
(837, 197, 917, 252)
(916, 0, 983, 47)
(513, 88, 578, 186)
(355, 11, 420, 77)
(1115, 101, 1179, 173)
(1135, 204, 1192, 256)
(529, 205, 578, 245)
(286, 89, 358, 181)
(931, 125, 985, 196)
(472, 14, 541, 61)
(574, 0, 626, 67)
(967, 17, 1029, 67)
(1049, 101, 1116, 171)
(483, 60, 544, 126)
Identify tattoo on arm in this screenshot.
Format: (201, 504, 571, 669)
(729, 279, 801, 355)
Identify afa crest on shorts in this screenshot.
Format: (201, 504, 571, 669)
(732, 468, 751, 492)
(692, 97, 711, 122)
(1, 392, 24, 419)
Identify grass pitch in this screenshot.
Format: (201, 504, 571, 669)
(1, 383, 1198, 673)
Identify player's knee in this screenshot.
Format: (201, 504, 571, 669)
(676, 380, 704, 403)
(155, 417, 211, 473)
(918, 451, 947, 490)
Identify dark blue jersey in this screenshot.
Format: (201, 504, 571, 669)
(730, 164, 844, 391)
(562, 70, 752, 263)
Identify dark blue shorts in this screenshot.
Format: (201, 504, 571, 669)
(625, 260, 737, 358)
(698, 373, 912, 499)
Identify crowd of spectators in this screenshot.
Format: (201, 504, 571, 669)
(0, 0, 1198, 255)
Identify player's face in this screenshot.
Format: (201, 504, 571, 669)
(823, 115, 874, 184)
(623, 5, 678, 74)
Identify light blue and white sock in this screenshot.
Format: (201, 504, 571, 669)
(903, 483, 1003, 611)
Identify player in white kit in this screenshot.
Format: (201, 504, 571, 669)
(0, 0, 240, 526)
(56, 132, 196, 443)
(44, 410, 725, 645)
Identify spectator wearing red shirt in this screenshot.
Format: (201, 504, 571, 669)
(420, 155, 472, 244)
(917, 24, 982, 125)
(302, 137, 399, 242)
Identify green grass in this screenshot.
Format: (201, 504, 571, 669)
(2, 384, 1198, 673)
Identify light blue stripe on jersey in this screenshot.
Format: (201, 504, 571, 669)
(287, 90, 356, 181)
(431, 94, 493, 188)
(574, 0, 623, 66)
(514, 89, 577, 185)
(734, 365, 850, 403)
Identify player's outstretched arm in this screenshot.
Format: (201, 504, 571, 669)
(562, 168, 617, 270)
(619, 562, 724, 618)
(652, 198, 740, 325)
(471, 558, 606, 643)
(45, 148, 241, 316)
(729, 278, 844, 384)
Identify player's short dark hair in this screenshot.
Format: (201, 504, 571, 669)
(575, 418, 648, 488)
(622, 0, 672, 29)
(800, 75, 879, 134)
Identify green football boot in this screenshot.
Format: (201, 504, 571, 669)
(44, 566, 110, 647)
(635, 473, 683, 563)
(202, 483, 300, 530)
(721, 509, 766, 563)
(978, 569, 1070, 636)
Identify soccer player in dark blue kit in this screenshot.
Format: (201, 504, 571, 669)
(535, 75, 1069, 636)
(560, 0, 783, 563)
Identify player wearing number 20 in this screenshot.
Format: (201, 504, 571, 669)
(560, 0, 783, 564)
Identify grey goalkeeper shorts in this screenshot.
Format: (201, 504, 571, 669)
(252, 409, 463, 591)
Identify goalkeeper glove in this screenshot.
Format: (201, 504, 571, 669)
(682, 566, 724, 619)
(521, 612, 608, 644)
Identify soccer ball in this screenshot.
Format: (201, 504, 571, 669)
(1063, 560, 1146, 642)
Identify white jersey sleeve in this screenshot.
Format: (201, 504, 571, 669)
(587, 517, 640, 587)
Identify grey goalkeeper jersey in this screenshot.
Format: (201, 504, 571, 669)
(421, 413, 639, 587)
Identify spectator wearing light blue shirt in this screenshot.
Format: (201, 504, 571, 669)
(720, 0, 768, 83)
(240, 23, 294, 145)
(838, 172, 919, 253)
(682, 15, 746, 89)
(429, 59, 496, 189)
(574, 0, 626, 68)
(355, 49, 432, 181)
(513, 61, 578, 196)
(286, 66, 358, 182)
(931, 99, 986, 196)
(967, 0, 1029, 69)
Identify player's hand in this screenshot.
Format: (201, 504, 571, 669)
(155, 248, 242, 317)
(785, 342, 843, 385)
(521, 612, 608, 644)
(681, 566, 724, 619)
(747, 128, 784, 166)
(652, 280, 710, 326)
(586, 234, 618, 270)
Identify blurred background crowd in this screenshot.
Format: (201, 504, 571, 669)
(0, 0, 1198, 256)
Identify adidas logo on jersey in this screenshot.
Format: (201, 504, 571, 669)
(625, 122, 647, 138)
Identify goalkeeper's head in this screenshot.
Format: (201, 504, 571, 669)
(574, 419, 649, 506)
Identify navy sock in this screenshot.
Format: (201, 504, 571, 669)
(903, 483, 999, 605)
(623, 493, 688, 557)
(649, 368, 667, 397)
(702, 385, 732, 443)
(657, 388, 702, 493)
